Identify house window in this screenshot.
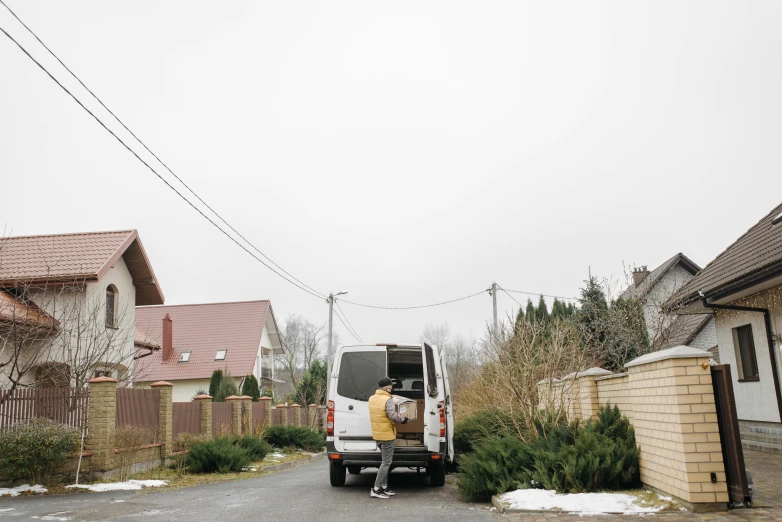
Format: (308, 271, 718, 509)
(733, 324, 759, 381)
(179, 351, 191, 363)
(105, 285, 117, 327)
(215, 349, 227, 361)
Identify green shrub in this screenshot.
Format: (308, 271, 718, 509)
(237, 435, 272, 461)
(0, 420, 80, 484)
(457, 406, 640, 500)
(457, 436, 535, 501)
(241, 375, 261, 401)
(453, 410, 516, 456)
(185, 436, 250, 473)
(263, 425, 325, 451)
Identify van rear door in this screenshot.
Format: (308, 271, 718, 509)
(333, 347, 387, 446)
(439, 349, 455, 462)
(422, 342, 442, 451)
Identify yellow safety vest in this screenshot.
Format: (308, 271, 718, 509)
(368, 389, 396, 441)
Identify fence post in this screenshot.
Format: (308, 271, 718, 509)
(290, 404, 301, 427)
(307, 404, 318, 428)
(259, 396, 272, 428)
(226, 396, 242, 434)
(86, 376, 118, 471)
(150, 381, 173, 457)
(576, 368, 613, 419)
(277, 404, 288, 427)
(318, 405, 326, 430)
(194, 394, 213, 437)
(239, 396, 253, 434)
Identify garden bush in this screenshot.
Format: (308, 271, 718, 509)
(237, 435, 272, 460)
(263, 425, 325, 451)
(0, 420, 80, 484)
(453, 410, 516, 456)
(185, 436, 251, 473)
(457, 405, 639, 501)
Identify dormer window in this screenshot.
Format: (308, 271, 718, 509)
(215, 349, 227, 361)
(105, 285, 118, 328)
(179, 351, 191, 363)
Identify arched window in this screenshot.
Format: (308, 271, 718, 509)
(106, 285, 117, 327)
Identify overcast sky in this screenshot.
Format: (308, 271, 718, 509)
(1, 0, 780, 348)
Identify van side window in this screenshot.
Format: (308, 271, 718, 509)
(424, 344, 438, 397)
(337, 352, 387, 401)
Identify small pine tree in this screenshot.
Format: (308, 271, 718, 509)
(514, 307, 525, 331)
(241, 374, 261, 401)
(213, 371, 238, 402)
(209, 369, 223, 398)
(525, 299, 536, 323)
(536, 295, 549, 323)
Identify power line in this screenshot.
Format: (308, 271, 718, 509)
(501, 288, 578, 301)
(340, 289, 488, 310)
(0, 1, 327, 300)
(335, 300, 363, 343)
(0, 24, 327, 301)
(496, 284, 523, 308)
(333, 307, 362, 344)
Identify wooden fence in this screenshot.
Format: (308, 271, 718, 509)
(172, 402, 201, 438)
(116, 388, 159, 430)
(212, 402, 233, 435)
(0, 387, 89, 429)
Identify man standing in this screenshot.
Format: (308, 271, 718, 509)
(368, 376, 408, 499)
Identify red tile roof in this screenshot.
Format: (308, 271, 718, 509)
(0, 230, 164, 306)
(0, 290, 59, 330)
(134, 327, 160, 350)
(134, 301, 276, 382)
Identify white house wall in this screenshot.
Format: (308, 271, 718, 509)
(715, 287, 782, 423)
(136, 377, 242, 402)
(642, 265, 695, 341)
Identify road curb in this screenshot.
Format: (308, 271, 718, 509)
(262, 452, 326, 473)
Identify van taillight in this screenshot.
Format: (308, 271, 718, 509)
(327, 401, 335, 436)
(438, 401, 446, 437)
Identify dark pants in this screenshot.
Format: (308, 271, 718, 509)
(374, 440, 395, 489)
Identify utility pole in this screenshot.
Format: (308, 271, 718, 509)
(326, 291, 347, 393)
(491, 281, 498, 334)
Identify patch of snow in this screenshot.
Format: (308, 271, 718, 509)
(499, 489, 668, 515)
(241, 467, 257, 472)
(268, 452, 285, 459)
(658, 496, 672, 502)
(66, 480, 167, 492)
(0, 484, 47, 497)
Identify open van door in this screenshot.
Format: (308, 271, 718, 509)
(421, 341, 442, 452)
(439, 349, 455, 462)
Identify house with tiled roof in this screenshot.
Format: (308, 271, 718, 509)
(668, 201, 782, 452)
(134, 300, 284, 402)
(0, 230, 164, 388)
(620, 253, 717, 358)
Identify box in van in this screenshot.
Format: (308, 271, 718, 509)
(391, 395, 418, 420)
(325, 342, 454, 487)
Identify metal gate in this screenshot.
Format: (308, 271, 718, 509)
(711, 365, 751, 506)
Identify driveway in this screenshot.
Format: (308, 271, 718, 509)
(0, 464, 496, 521)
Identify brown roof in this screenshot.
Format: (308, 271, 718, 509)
(0, 230, 164, 306)
(658, 314, 712, 350)
(671, 201, 782, 306)
(134, 300, 279, 382)
(134, 327, 160, 350)
(0, 290, 59, 331)
(621, 253, 701, 301)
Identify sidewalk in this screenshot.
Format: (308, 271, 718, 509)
(503, 450, 782, 521)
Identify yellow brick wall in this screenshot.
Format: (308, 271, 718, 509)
(596, 373, 633, 423)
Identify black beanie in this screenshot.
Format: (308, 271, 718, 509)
(378, 377, 392, 388)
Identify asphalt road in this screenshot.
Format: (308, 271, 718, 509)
(0, 461, 498, 521)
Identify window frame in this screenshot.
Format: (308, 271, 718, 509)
(105, 285, 118, 328)
(733, 324, 760, 382)
(179, 351, 192, 363)
(215, 349, 227, 361)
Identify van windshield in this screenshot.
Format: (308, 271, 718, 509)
(337, 351, 387, 401)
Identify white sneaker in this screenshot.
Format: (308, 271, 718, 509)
(381, 487, 396, 496)
(370, 488, 390, 499)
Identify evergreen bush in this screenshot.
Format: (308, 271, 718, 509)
(0, 420, 80, 484)
(241, 375, 261, 401)
(237, 435, 272, 460)
(209, 369, 223, 398)
(263, 425, 325, 451)
(185, 436, 250, 473)
(453, 410, 515, 456)
(213, 372, 238, 402)
(457, 436, 535, 501)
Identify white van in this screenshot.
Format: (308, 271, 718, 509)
(326, 342, 455, 487)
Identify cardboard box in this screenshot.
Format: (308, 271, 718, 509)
(392, 395, 419, 421)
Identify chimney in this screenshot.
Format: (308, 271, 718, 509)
(162, 313, 173, 362)
(632, 266, 649, 288)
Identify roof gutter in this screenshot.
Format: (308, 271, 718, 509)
(701, 298, 782, 422)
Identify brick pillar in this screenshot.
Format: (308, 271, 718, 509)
(86, 376, 118, 471)
(259, 396, 272, 428)
(150, 381, 173, 457)
(194, 394, 213, 436)
(277, 404, 288, 426)
(576, 368, 613, 419)
(291, 404, 301, 427)
(239, 396, 253, 434)
(226, 396, 242, 434)
(307, 404, 318, 428)
(625, 346, 728, 510)
(318, 405, 326, 430)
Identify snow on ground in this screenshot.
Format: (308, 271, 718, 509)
(267, 453, 285, 459)
(66, 480, 167, 492)
(0, 484, 47, 497)
(499, 489, 668, 515)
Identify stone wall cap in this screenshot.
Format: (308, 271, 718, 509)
(291, 403, 301, 407)
(88, 376, 118, 384)
(625, 345, 713, 368)
(258, 396, 272, 400)
(276, 403, 288, 407)
(537, 378, 561, 385)
(193, 394, 213, 400)
(238, 395, 252, 400)
(562, 367, 613, 380)
(308, 403, 318, 406)
(225, 395, 241, 401)
(150, 381, 174, 387)
(595, 372, 629, 382)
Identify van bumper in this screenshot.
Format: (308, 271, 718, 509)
(327, 441, 446, 468)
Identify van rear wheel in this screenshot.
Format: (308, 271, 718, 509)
(329, 461, 346, 486)
(347, 466, 361, 475)
(430, 463, 445, 487)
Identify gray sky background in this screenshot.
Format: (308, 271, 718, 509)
(1, 1, 780, 347)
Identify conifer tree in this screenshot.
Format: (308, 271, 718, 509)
(208, 369, 223, 398)
(514, 307, 525, 331)
(241, 374, 261, 401)
(536, 295, 549, 323)
(525, 299, 537, 322)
